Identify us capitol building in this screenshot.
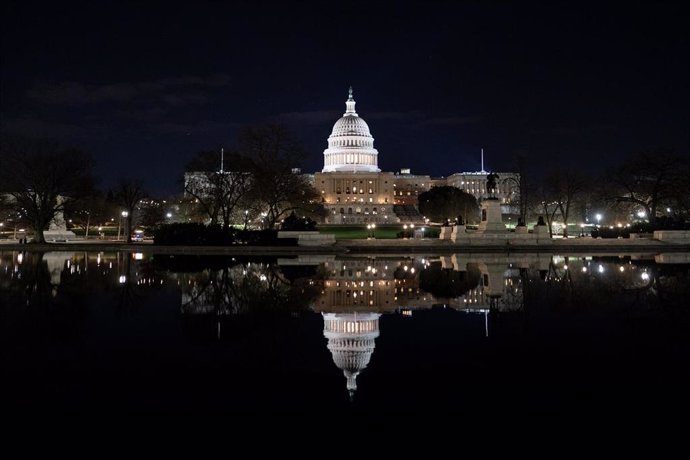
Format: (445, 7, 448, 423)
(312, 88, 519, 224)
(184, 87, 520, 225)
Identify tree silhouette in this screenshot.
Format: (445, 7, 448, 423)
(418, 186, 479, 224)
(419, 262, 481, 299)
(604, 148, 689, 225)
(0, 137, 94, 243)
(113, 178, 147, 242)
(184, 149, 253, 229)
(239, 124, 322, 229)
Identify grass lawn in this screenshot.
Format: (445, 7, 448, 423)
(319, 225, 440, 240)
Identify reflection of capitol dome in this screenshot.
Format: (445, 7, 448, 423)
(322, 87, 380, 173)
(323, 312, 381, 398)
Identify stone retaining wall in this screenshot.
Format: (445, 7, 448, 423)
(653, 230, 690, 242)
(277, 231, 336, 246)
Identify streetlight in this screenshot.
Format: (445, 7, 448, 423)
(595, 213, 602, 226)
(123, 211, 129, 240)
(117, 211, 129, 241)
(367, 223, 376, 239)
(166, 212, 173, 219)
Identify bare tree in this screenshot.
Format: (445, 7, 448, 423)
(64, 191, 108, 239)
(113, 178, 147, 242)
(183, 150, 253, 229)
(510, 154, 531, 224)
(0, 137, 94, 243)
(535, 184, 560, 238)
(239, 124, 321, 229)
(550, 170, 589, 238)
(604, 148, 688, 224)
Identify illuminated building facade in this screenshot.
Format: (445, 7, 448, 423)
(314, 88, 520, 224)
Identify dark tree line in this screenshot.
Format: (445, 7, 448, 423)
(0, 137, 95, 243)
(183, 124, 324, 230)
(1, 124, 321, 242)
(523, 147, 690, 235)
(418, 186, 479, 224)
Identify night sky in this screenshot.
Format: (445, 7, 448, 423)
(2, 1, 688, 196)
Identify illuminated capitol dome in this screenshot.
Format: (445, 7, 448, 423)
(323, 312, 381, 398)
(322, 87, 380, 173)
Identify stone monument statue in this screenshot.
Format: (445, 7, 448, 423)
(486, 172, 500, 198)
(43, 196, 77, 242)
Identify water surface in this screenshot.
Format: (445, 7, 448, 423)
(2, 250, 689, 416)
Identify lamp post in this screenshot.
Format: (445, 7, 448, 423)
(117, 211, 129, 241)
(366, 223, 376, 239)
(595, 213, 602, 227)
(122, 211, 129, 242)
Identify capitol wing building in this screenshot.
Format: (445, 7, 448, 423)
(313, 88, 520, 224)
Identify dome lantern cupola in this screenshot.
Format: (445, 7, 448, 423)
(345, 86, 357, 115)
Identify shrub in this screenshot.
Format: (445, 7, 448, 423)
(280, 211, 317, 231)
(153, 223, 234, 245)
(153, 223, 298, 246)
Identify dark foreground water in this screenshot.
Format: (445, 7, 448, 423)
(2, 251, 689, 418)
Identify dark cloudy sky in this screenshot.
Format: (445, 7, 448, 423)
(2, 0, 688, 195)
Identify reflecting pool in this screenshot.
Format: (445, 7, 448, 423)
(2, 251, 690, 416)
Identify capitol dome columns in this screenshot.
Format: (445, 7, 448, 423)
(322, 87, 380, 173)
